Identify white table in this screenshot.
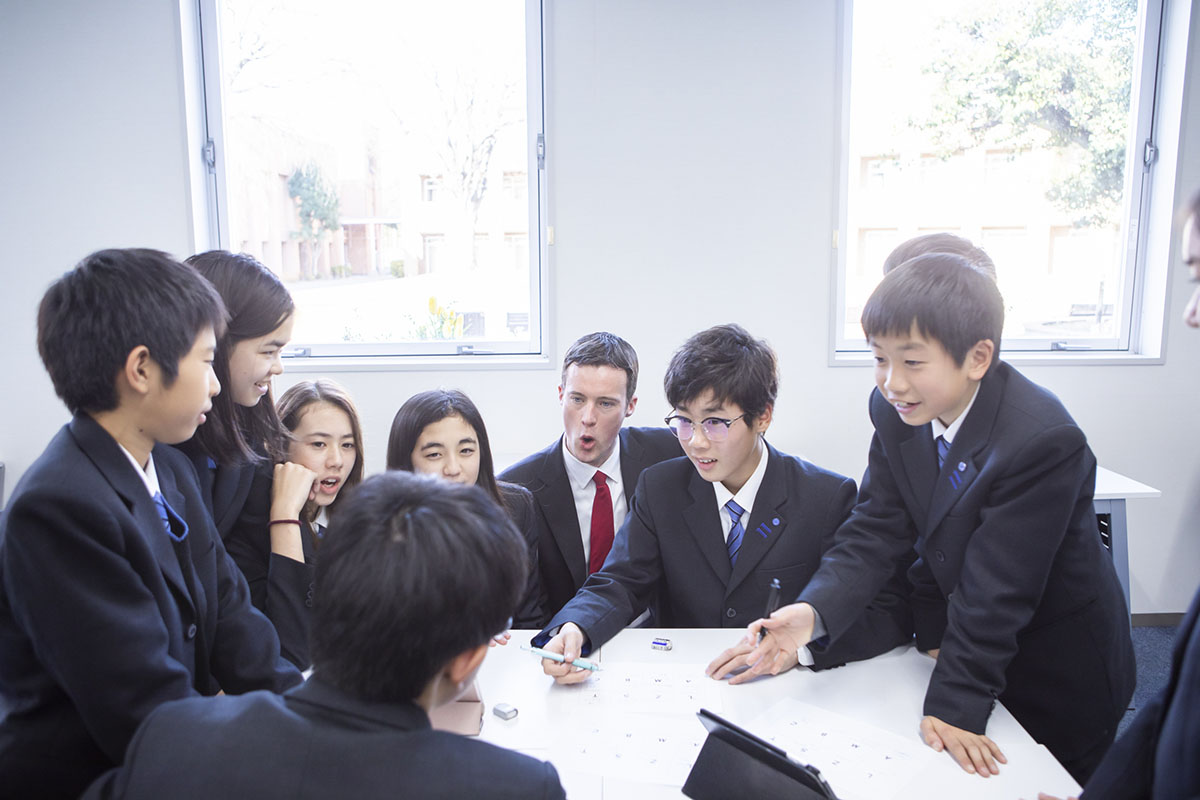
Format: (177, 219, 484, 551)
(475, 629, 1081, 799)
(1095, 466, 1160, 614)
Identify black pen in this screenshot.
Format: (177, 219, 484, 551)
(757, 578, 782, 645)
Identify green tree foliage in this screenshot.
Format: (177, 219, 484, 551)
(287, 163, 340, 278)
(917, 0, 1137, 226)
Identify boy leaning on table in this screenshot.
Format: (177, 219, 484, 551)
(715, 254, 1134, 785)
(534, 323, 913, 682)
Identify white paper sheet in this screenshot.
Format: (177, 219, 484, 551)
(748, 697, 939, 800)
(551, 662, 722, 716)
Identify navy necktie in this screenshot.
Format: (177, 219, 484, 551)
(725, 499, 746, 565)
(936, 435, 950, 471)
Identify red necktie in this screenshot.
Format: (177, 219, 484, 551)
(589, 471, 614, 574)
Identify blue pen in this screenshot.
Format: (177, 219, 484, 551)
(521, 644, 602, 672)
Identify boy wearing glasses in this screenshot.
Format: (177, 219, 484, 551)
(534, 324, 912, 682)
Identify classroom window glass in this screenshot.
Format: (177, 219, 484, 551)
(837, 0, 1162, 353)
(200, 0, 544, 357)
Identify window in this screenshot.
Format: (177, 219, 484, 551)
(198, 0, 544, 357)
(837, 0, 1164, 353)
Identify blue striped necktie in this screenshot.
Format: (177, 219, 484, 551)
(725, 499, 745, 565)
(936, 435, 950, 470)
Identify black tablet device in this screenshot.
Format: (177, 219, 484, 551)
(682, 708, 839, 800)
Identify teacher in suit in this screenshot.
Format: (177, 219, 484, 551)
(500, 332, 681, 623)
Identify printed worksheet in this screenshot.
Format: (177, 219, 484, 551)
(748, 697, 938, 800)
(551, 662, 722, 716)
(551, 711, 707, 786)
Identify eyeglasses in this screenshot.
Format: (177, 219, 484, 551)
(664, 413, 748, 442)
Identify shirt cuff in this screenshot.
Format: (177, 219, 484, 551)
(796, 608, 828, 666)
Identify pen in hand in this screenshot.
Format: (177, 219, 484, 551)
(521, 644, 602, 672)
(757, 578, 782, 645)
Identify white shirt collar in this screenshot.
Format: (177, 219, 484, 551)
(931, 383, 981, 445)
(712, 439, 769, 520)
(118, 444, 161, 499)
(562, 434, 623, 490)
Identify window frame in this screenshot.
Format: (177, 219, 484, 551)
(194, 0, 549, 363)
(830, 0, 1169, 359)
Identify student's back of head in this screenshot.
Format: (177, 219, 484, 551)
(882, 232, 998, 281)
(311, 471, 528, 703)
(862, 252, 1005, 366)
(664, 323, 778, 419)
(37, 249, 226, 415)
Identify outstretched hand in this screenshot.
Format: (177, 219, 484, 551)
(706, 602, 815, 684)
(920, 715, 1007, 777)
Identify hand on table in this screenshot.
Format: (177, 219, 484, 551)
(490, 630, 512, 647)
(920, 715, 1007, 776)
(705, 602, 814, 684)
(1031, 793, 1078, 800)
(539, 623, 591, 684)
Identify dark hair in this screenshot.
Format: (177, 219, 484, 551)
(664, 324, 778, 422)
(37, 249, 226, 415)
(881, 233, 997, 281)
(275, 379, 366, 525)
(311, 472, 528, 703)
(386, 389, 524, 515)
(186, 251, 294, 465)
(862, 252, 1005, 366)
(562, 332, 639, 402)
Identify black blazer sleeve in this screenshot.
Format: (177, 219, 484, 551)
(534, 470, 663, 652)
(222, 462, 315, 669)
(500, 482, 548, 629)
(807, 476, 914, 669)
(798, 424, 920, 641)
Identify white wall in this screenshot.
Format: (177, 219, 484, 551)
(1, 0, 1198, 613)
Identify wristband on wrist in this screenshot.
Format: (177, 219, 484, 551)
(269, 519, 302, 527)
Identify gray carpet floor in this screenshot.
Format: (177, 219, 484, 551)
(1120, 624, 1177, 736)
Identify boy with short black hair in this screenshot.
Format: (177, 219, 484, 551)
(536, 324, 912, 682)
(0, 249, 301, 798)
(84, 472, 566, 800)
(744, 254, 1135, 783)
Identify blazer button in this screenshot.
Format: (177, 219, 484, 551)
(726, 608, 737, 619)
(935, 550, 946, 562)
(185, 623, 198, 640)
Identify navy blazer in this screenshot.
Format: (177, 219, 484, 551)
(537, 444, 913, 669)
(1083, 586, 1200, 799)
(798, 361, 1134, 773)
(173, 437, 257, 540)
(83, 678, 566, 800)
(223, 462, 318, 669)
(500, 426, 682, 623)
(0, 415, 300, 799)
